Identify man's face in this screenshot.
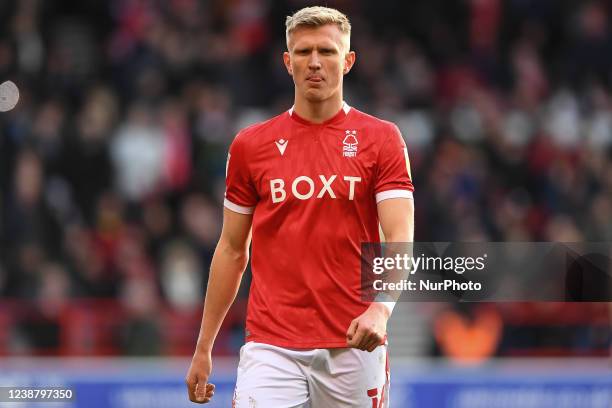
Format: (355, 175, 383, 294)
(284, 24, 355, 103)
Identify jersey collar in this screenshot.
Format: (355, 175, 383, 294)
(288, 101, 351, 126)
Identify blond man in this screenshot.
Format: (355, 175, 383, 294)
(186, 6, 414, 407)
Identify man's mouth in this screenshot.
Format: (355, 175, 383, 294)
(307, 75, 323, 82)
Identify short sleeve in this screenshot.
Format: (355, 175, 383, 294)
(224, 133, 259, 214)
(374, 124, 414, 203)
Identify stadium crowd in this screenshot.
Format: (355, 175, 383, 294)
(0, 0, 610, 357)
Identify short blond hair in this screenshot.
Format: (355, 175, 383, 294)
(285, 6, 351, 50)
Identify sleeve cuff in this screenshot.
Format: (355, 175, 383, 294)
(375, 189, 414, 203)
(380, 301, 396, 314)
(224, 198, 255, 214)
(374, 292, 397, 314)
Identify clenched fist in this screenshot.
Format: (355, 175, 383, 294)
(346, 303, 390, 352)
(185, 351, 216, 403)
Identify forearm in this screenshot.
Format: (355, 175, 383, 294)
(377, 198, 415, 310)
(383, 229, 414, 308)
(195, 241, 249, 353)
(383, 229, 413, 243)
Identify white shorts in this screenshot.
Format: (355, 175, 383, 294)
(232, 341, 390, 408)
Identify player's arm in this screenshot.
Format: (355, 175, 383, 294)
(376, 197, 415, 305)
(185, 207, 253, 404)
(346, 197, 414, 352)
(378, 196, 414, 241)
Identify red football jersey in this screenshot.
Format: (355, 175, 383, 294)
(224, 102, 414, 348)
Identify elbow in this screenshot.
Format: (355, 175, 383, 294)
(220, 241, 250, 267)
(232, 248, 250, 267)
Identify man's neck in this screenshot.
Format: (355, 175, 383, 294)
(293, 94, 343, 124)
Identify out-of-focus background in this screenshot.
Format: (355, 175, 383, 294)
(0, 0, 610, 407)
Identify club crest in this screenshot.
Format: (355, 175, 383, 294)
(343, 130, 358, 157)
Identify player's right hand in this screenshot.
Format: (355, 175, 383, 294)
(185, 351, 215, 404)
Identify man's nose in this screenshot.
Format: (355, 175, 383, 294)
(308, 51, 321, 69)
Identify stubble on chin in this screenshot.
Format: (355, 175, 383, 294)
(302, 87, 327, 102)
(304, 93, 325, 102)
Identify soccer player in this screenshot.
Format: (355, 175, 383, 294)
(185, 6, 414, 407)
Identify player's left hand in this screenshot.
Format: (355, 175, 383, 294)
(346, 303, 390, 352)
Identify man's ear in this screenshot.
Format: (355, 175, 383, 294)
(343, 51, 356, 75)
(283, 52, 293, 76)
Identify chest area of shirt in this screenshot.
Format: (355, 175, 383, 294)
(251, 127, 378, 204)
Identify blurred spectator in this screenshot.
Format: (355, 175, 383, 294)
(567, 2, 612, 88)
(111, 103, 164, 201)
(63, 223, 112, 297)
(16, 261, 71, 354)
(12, 0, 44, 75)
(62, 86, 116, 223)
(180, 194, 221, 265)
(160, 100, 191, 192)
(119, 275, 162, 356)
(160, 240, 203, 311)
(4, 150, 61, 259)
